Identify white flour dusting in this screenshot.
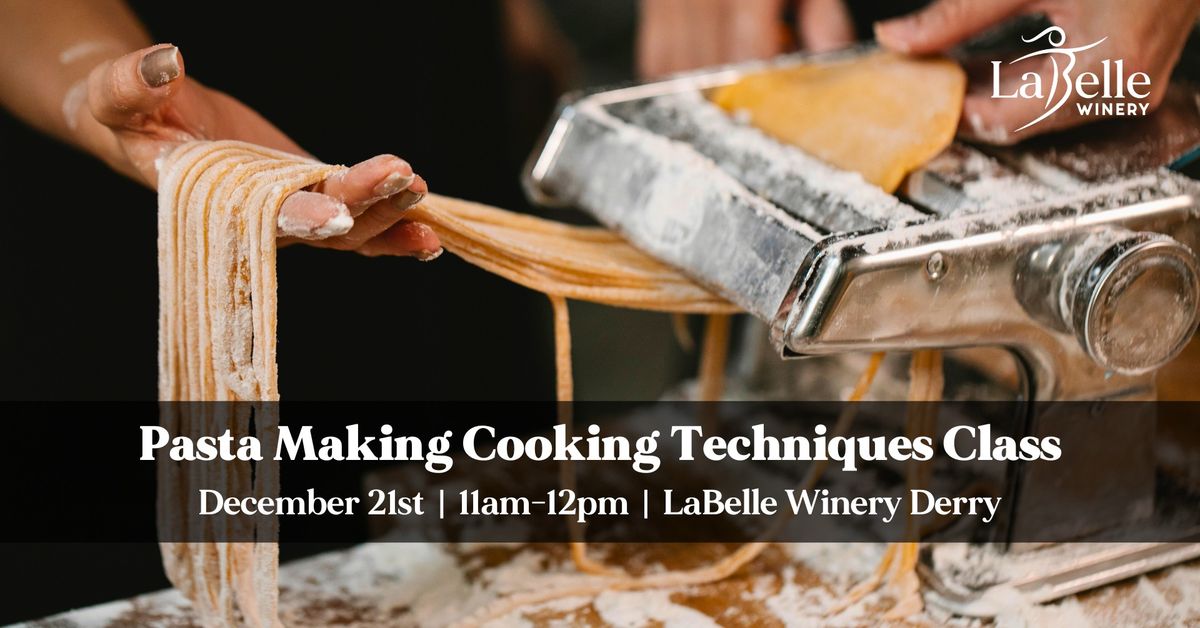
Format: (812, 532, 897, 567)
(967, 112, 1012, 145)
(613, 91, 924, 231)
(61, 79, 88, 132)
(585, 98, 826, 243)
(593, 589, 720, 627)
(58, 40, 122, 65)
(37, 541, 1200, 626)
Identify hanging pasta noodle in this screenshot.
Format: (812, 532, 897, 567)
(697, 314, 733, 403)
(157, 142, 739, 625)
(453, 352, 936, 628)
(450, 352, 887, 628)
(158, 132, 941, 625)
(548, 294, 623, 577)
(158, 141, 343, 627)
(554, 307, 732, 576)
(827, 350, 943, 619)
(406, 196, 739, 575)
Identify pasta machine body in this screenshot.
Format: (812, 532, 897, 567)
(523, 45, 1200, 615)
(524, 47, 1200, 403)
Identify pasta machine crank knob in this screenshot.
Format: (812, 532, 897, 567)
(1017, 229, 1200, 375)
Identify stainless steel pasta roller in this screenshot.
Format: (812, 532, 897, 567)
(523, 44, 1200, 615)
(525, 46, 1200, 403)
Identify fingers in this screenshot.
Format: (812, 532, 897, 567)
(357, 221, 443, 260)
(87, 44, 185, 131)
(348, 175, 428, 242)
(279, 157, 428, 250)
(797, 0, 856, 52)
(315, 154, 415, 216)
(874, 0, 1028, 54)
(956, 56, 1085, 145)
(637, 0, 789, 78)
(277, 191, 353, 239)
(959, 93, 1040, 146)
(637, 0, 693, 78)
(727, 0, 791, 62)
(322, 174, 429, 249)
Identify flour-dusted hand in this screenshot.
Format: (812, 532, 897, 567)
(875, 0, 1200, 144)
(74, 44, 440, 257)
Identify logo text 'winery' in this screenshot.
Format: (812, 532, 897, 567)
(992, 26, 1151, 132)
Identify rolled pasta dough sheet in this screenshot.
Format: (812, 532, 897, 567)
(712, 51, 966, 193)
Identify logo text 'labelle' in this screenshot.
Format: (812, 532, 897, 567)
(992, 26, 1151, 132)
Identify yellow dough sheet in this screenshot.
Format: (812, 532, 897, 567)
(712, 51, 966, 193)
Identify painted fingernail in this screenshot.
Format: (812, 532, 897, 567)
(393, 190, 426, 211)
(415, 248, 444, 262)
(140, 46, 181, 87)
(371, 170, 416, 198)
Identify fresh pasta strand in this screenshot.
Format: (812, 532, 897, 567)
(559, 310, 734, 576)
(407, 196, 738, 315)
(413, 193, 738, 577)
(157, 141, 343, 627)
(827, 350, 943, 619)
(671, 313, 695, 351)
(889, 349, 943, 619)
(697, 314, 732, 403)
(451, 352, 887, 628)
(548, 295, 623, 577)
(414, 194, 769, 606)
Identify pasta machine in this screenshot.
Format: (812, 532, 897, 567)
(523, 45, 1200, 616)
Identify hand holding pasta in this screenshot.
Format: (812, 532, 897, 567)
(72, 44, 440, 257)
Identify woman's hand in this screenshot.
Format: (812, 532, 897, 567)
(71, 44, 440, 258)
(875, 0, 1200, 144)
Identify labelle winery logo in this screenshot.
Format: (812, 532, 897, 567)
(993, 26, 1151, 132)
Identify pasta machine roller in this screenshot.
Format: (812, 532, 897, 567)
(523, 45, 1200, 616)
(524, 46, 1200, 403)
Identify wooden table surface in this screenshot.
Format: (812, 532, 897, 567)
(34, 541, 1200, 627)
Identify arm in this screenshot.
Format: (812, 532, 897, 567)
(0, 0, 147, 146)
(0, 0, 439, 257)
